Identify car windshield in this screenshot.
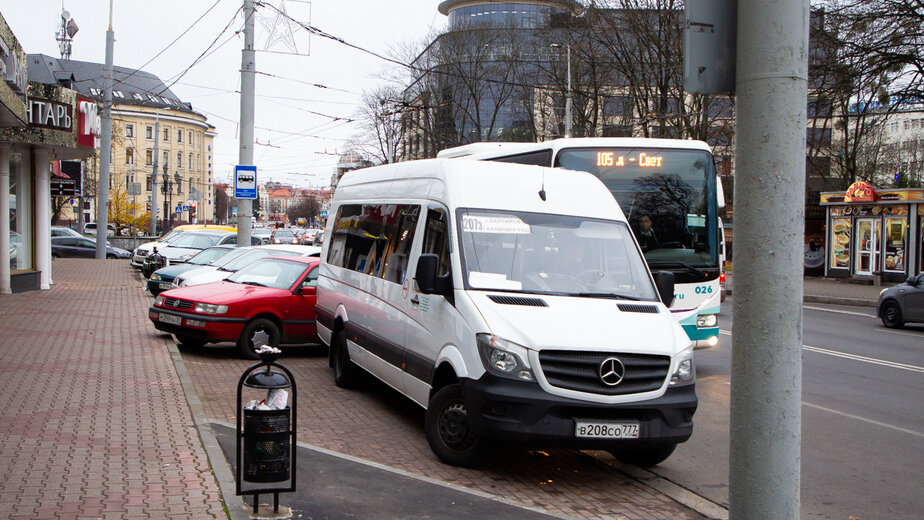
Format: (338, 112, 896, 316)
(458, 209, 658, 300)
(227, 258, 308, 289)
(168, 233, 227, 249)
(188, 247, 236, 265)
(220, 248, 300, 272)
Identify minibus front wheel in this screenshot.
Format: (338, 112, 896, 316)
(425, 384, 485, 467)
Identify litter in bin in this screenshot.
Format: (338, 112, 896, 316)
(244, 388, 289, 410)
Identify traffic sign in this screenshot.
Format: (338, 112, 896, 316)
(234, 165, 257, 199)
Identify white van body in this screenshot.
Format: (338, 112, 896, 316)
(316, 159, 696, 467)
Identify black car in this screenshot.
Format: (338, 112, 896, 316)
(51, 237, 131, 259)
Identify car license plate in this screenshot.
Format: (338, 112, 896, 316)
(159, 313, 182, 326)
(159, 282, 173, 289)
(575, 421, 640, 439)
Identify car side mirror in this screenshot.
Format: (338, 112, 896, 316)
(296, 285, 316, 296)
(653, 270, 675, 307)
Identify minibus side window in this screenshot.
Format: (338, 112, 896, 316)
(422, 207, 451, 277)
(382, 206, 420, 284)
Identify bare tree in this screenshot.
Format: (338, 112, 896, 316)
(349, 85, 405, 164)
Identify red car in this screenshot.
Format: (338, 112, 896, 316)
(149, 256, 320, 359)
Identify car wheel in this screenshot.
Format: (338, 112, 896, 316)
(331, 330, 360, 388)
(880, 300, 904, 328)
(52, 252, 61, 258)
(425, 384, 485, 468)
(175, 334, 206, 350)
(237, 318, 280, 359)
(608, 442, 677, 467)
(106, 254, 116, 259)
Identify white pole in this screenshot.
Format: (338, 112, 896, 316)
(96, 0, 114, 258)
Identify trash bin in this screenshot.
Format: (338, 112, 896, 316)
(236, 345, 297, 514)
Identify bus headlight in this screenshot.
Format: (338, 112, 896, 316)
(697, 314, 717, 327)
(670, 347, 695, 386)
(477, 334, 535, 382)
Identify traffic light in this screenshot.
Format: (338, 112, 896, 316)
(190, 202, 196, 221)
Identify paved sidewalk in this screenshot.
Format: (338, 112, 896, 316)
(725, 272, 889, 307)
(0, 259, 225, 519)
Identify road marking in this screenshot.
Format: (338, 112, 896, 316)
(876, 327, 924, 339)
(802, 401, 924, 438)
(803, 305, 876, 318)
(718, 330, 924, 374)
(802, 344, 924, 374)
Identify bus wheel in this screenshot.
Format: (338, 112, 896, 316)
(332, 331, 360, 388)
(425, 384, 485, 467)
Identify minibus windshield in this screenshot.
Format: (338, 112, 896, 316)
(458, 209, 658, 300)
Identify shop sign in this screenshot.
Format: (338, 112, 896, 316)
(0, 36, 27, 98)
(77, 96, 101, 149)
(844, 181, 876, 202)
(51, 160, 82, 196)
(27, 98, 73, 131)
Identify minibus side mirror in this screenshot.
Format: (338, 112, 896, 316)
(416, 254, 440, 294)
(653, 271, 675, 307)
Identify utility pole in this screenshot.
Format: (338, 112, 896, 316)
(729, 1, 808, 518)
(95, 0, 114, 258)
(565, 42, 572, 138)
(237, 0, 255, 246)
(150, 114, 159, 235)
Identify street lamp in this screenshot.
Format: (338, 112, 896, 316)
(550, 42, 573, 138)
(162, 165, 172, 230)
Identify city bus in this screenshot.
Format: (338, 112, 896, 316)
(438, 137, 724, 348)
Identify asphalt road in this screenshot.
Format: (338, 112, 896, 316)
(649, 297, 924, 519)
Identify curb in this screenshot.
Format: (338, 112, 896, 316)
(724, 288, 877, 308)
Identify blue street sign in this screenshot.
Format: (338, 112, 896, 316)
(320, 210, 328, 218)
(234, 165, 257, 199)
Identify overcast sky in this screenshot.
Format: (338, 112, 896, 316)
(3, 0, 445, 188)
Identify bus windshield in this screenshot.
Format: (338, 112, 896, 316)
(556, 147, 718, 270)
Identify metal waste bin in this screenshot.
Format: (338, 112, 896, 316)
(236, 346, 297, 514)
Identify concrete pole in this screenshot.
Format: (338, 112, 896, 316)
(729, 1, 809, 519)
(0, 144, 11, 294)
(150, 115, 160, 235)
(96, 0, 115, 258)
(35, 148, 51, 289)
(565, 43, 572, 138)
(237, 0, 255, 246)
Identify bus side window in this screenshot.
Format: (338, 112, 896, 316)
(423, 207, 451, 278)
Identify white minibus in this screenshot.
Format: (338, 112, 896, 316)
(316, 159, 696, 467)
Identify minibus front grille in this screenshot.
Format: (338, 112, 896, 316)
(487, 295, 548, 307)
(162, 297, 194, 310)
(538, 350, 670, 395)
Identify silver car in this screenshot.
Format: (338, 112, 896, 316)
(877, 274, 924, 328)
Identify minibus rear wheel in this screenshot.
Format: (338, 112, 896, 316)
(608, 442, 676, 467)
(332, 331, 360, 388)
(425, 384, 485, 468)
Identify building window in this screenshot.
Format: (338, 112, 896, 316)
(145, 149, 153, 166)
(892, 121, 899, 132)
(177, 130, 183, 143)
(126, 148, 134, 165)
(163, 127, 170, 141)
(131, 92, 144, 100)
(176, 176, 183, 194)
(112, 90, 124, 98)
(125, 124, 134, 138)
(90, 87, 101, 96)
(189, 153, 194, 170)
(146, 175, 153, 191)
(904, 120, 910, 130)
(146, 126, 153, 139)
(163, 151, 169, 169)
(188, 131, 193, 145)
(177, 151, 183, 169)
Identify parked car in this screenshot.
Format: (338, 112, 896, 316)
(51, 236, 131, 259)
(173, 244, 320, 288)
(877, 274, 924, 328)
(252, 228, 273, 244)
(147, 245, 239, 296)
(83, 222, 116, 237)
(140, 230, 237, 277)
(51, 226, 84, 239)
(149, 256, 320, 358)
(270, 228, 299, 245)
(130, 224, 237, 268)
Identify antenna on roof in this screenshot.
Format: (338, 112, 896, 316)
(56, 5, 79, 60)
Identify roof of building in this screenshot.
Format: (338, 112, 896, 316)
(26, 54, 197, 115)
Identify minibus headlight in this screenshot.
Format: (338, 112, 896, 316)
(476, 334, 535, 382)
(696, 314, 717, 328)
(670, 347, 695, 386)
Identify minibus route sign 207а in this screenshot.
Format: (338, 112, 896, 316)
(315, 158, 696, 468)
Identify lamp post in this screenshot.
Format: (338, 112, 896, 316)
(550, 42, 573, 138)
(162, 165, 171, 231)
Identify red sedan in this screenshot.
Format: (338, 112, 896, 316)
(149, 256, 320, 359)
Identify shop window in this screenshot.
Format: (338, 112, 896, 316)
(884, 217, 906, 272)
(830, 217, 851, 269)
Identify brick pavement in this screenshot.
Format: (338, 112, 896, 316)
(0, 259, 225, 519)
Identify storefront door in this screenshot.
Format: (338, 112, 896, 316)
(855, 218, 881, 275)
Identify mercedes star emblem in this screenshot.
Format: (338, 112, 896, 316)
(599, 357, 626, 386)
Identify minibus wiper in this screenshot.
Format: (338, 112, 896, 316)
(647, 261, 706, 278)
(577, 292, 642, 301)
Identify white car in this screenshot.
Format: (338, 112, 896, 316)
(174, 244, 321, 288)
(131, 229, 188, 268)
(83, 222, 116, 237)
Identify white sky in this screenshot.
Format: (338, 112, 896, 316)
(2, 0, 445, 188)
